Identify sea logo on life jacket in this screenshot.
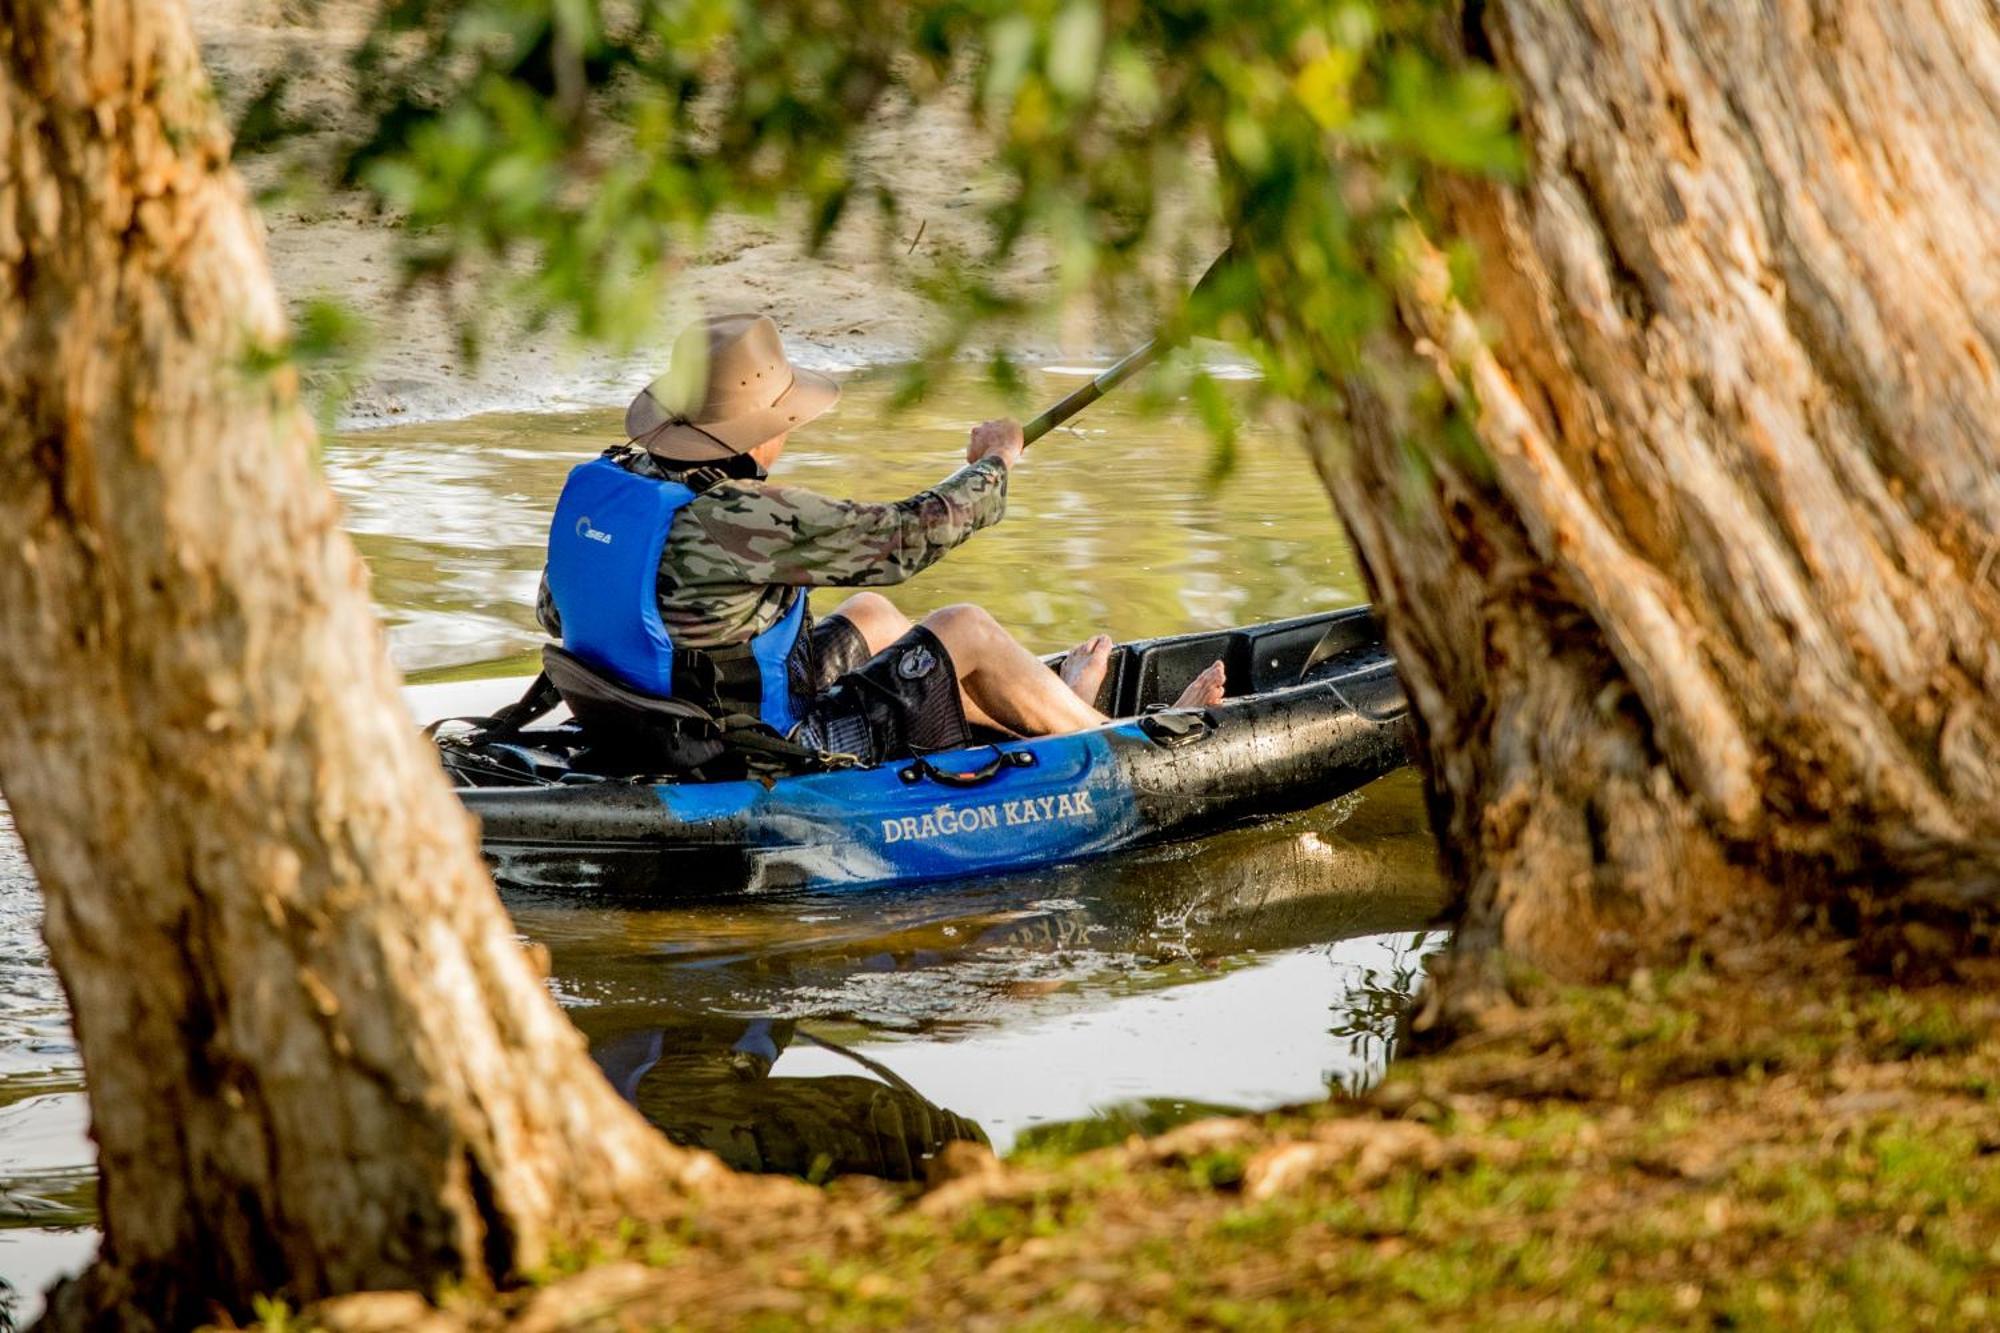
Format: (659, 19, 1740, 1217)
(575, 516, 614, 545)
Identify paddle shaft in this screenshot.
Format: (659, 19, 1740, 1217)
(1017, 249, 1232, 449)
(1020, 339, 1161, 446)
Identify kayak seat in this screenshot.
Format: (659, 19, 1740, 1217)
(542, 645, 730, 775)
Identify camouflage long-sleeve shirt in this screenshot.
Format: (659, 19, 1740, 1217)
(537, 445, 1008, 650)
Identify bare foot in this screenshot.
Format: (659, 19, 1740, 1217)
(1173, 660, 1226, 709)
(1059, 634, 1114, 704)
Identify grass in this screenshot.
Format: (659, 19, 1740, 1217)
(287, 941, 2000, 1331)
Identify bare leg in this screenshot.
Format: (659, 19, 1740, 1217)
(824, 592, 906, 656)
(826, 592, 1008, 732)
(837, 596, 1225, 737)
(920, 605, 1107, 737)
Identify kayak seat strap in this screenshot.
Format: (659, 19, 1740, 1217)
(423, 671, 563, 742)
(543, 645, 840, 778)
(485, 671, 562, 735)
(543, 645, 729, 773)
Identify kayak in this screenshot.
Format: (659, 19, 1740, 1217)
(436, 606, 1409, 897)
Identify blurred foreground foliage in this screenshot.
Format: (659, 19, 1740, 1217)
(276, 0, 1518, 415)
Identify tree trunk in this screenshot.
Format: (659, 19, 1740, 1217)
(1314, 0, 2000, 1008)
(0, 4, 711, 1327)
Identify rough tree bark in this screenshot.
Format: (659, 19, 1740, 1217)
(0, 4, 722, 1327)
(1313, 0, 2000, 1004)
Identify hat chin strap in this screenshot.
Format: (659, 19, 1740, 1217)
(668, 417, 740, 454)
(637, 365, 803, 456)
(631, 414, 745, 459)
(683, 453, 769, 484)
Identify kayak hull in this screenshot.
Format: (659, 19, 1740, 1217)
(450, 607, 1409, 897)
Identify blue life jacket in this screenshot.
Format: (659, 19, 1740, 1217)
(546, 456, 808, 733)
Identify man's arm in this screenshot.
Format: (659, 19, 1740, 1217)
(686, 435, 1017, 589)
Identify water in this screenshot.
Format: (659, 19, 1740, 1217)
(535, 789, 1442, 1164)
(333, 366, 1370, 677)
(0, 803, 92, 1326)
(0, 365, 1440, 1316)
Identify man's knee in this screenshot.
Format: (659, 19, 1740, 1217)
(922, 603, 999, 651)
(835, 590, 899, 625)
(833, 591, 907, 642)
(923, 602, 995, 631)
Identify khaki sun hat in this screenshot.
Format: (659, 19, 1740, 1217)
(625, 313, 841, 461)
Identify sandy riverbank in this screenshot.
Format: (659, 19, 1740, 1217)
(194, 3, 1151, 430)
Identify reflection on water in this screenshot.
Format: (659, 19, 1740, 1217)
(0, 803, 91, 1325)
(0, 366, 1439, 1320)
(535, 782, 1443, 1158)
(605, 1018, 990, 1181)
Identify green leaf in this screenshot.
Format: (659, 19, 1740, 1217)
(1046, 1, 1104, 101)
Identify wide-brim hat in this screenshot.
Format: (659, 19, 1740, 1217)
(626, 313, 840, 461)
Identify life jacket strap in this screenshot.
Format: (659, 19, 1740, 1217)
(666, 593, 814, 730)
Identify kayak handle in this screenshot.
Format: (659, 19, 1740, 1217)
(1138, 707, 1215, 749)
(899, 747, 1038, 788)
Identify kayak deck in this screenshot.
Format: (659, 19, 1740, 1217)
(447, 606, 1409, 897)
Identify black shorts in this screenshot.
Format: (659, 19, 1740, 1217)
(797, 617, 971, 765)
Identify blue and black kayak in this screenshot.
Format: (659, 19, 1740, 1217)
(434, 606, 1408, 897)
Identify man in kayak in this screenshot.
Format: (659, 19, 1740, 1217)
(537, 312, 1226, 764)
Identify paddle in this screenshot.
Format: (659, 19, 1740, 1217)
(1020, 249, 1234, 447)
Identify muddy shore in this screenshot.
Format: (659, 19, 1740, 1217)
(195, 2, 1141, 430)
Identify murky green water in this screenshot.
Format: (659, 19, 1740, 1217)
(335, 366, 1370, 677)
(0, 366, 1440, 1316)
